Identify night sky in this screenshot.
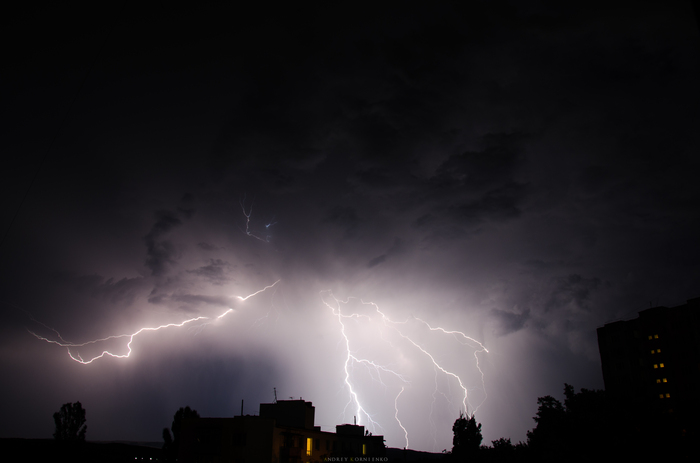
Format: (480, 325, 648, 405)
(2, 1, 700, 453)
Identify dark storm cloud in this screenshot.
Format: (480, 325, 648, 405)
(323, 206, 361, 237)
(177, 193, 196, 219)
(197, 242, 220, 252)
(488, 307, 531, 336)
(412, 179, 529, 241)
(146, 291, 168, 306)
(447, 182, 528, 225)
(144, 210, 185, 276)
(413, 219, 471, 243)
(52, 272, 147, 306)
(176, 206, 195, 220)
(338, 131, 531, 244)
(367, 255, 386, 268)
(545, 274, 604, 313)
(169, 294, 235, 309)
(203, 4, 498, 185)
(367, 238, 404, 268)
(186, 259, 232, 286)
(304, 130, 531, 251)
(350, 167, 414, 193)
(433, 134, 525, 190)
(145, 291, 232, 313)
(523, 259, 569, 272)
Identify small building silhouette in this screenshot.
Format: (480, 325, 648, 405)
(178, 399, 385, 462)
(597, 297, 700, 440)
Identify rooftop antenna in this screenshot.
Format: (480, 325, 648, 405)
(274, 387, 277, 403)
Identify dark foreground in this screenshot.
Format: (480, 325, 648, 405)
(0, 438, 163, 462)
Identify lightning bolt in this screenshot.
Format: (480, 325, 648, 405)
(395, 386, 409, 448)
(29, 280, 281, 364)
(321, 290, 488, 451)
(322, 292, 408, 434)
(30, 270, 486, 451)
(240, 195, 273, 242)
(412, 317, 488, 413)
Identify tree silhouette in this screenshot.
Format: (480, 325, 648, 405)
(526, 384, 625, 461)
(53, 401, 87, 442)
(452, 412, 482, 461)
(526, 394, 566, 459)
(491, 437, 514, 451)
(163, 406, 200, 461)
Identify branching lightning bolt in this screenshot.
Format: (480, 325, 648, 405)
(240, 195, 273, 242)
(321, 290, 488, 451)
(322, 293, 408, 434)
(29, 280, 281, 364)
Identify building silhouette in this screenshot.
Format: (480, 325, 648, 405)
(178, 399, 385, 462)
(597, 297, 700, 440)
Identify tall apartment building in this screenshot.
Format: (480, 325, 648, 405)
(596, 297, 700, 437)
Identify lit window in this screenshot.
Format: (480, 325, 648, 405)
(651, 350, 655, 354)
(663, 378, 668, 383)
(660, 394, 664, 399)
(363, 444, 367, 455)
(654, 334, 659, 339)
(654, 364, 658, 369)
(648, 335, 653, 340)
(666, 393, 670, 398)
(660, 363, 665, 368)
(307, 438, 312, 456)
(656, 349, 661, 353)
(656, 379, 661, 384)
